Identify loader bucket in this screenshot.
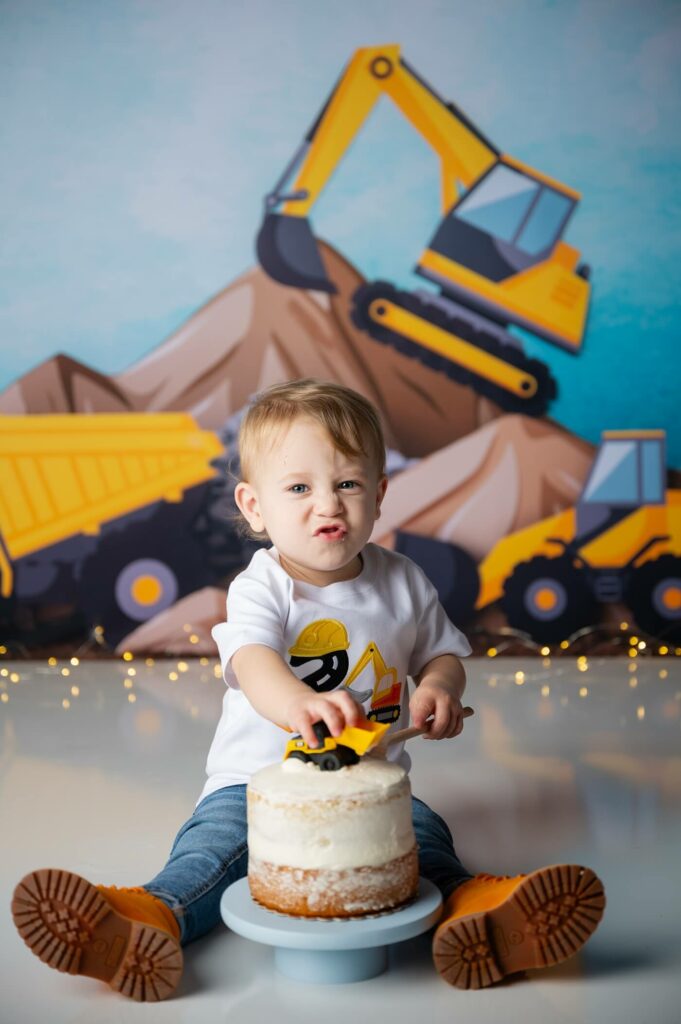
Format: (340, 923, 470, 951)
(256, 213, 336, 293)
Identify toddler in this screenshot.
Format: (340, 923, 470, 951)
(11, 378, 605, 1000)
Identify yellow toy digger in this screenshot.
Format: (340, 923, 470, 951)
(257, 44, 590, 417)
(285, 720, 390, 770)
(477, 430, 681, 643)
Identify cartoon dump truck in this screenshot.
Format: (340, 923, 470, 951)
(477, 430, 681, 643)
(285, 720, 389, 770)
(0, 412, 235, 646)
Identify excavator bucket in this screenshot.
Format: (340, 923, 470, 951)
(256, 213, 336, 293)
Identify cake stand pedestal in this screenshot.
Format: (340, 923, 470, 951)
(221, 877, 442, 984)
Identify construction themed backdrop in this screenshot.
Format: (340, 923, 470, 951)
(1, 1, 680, 655)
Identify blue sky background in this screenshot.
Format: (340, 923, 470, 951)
(2, 0, 680, 463)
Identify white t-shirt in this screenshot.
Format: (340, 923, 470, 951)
(202, 542, 471, 802)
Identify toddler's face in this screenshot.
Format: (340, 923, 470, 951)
(235, 415, 387, 586)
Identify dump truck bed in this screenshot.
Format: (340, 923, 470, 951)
(0, 413, 223, 561)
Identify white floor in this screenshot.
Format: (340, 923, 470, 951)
(2, 655, 680, 1024)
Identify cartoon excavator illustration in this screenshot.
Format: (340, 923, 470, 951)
(257, 44, 591, 416)
(476, 430, 681, 643)
(287, 620, 404, 723)
(344, 642, 404, 724)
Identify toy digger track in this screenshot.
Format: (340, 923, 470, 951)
(351, 282, 557, 416)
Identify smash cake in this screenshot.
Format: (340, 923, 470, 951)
(247, 757, 418, 918)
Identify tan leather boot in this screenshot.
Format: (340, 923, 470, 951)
(11, 869, 183, 1002)
(433, 864, 605, 989)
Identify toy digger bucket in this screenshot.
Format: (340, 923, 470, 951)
(256, 213, 336, 293)
(343, 721, 390, 755)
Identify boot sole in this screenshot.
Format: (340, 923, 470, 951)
(432, 863, 605, 990)
(11, 869, 183, 1002)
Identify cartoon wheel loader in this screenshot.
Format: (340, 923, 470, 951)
(477, 430, 681, 643)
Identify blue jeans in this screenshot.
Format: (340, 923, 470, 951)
(143, 786, 473, 946)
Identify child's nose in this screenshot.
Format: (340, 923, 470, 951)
(315, 489, 342, 514)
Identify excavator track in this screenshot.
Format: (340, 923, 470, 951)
(351, 282, 557, 417)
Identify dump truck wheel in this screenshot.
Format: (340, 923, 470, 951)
(626, 555, 681, 643)
(77, 523, 208, 648)
(502, 555, 596, 644)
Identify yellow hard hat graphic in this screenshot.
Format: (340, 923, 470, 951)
(288, 619, 349, 658)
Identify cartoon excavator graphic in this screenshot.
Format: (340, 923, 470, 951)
(257, 44, 590, 416)
(476, 430, 681, 643)
(344, 642, 404, 724)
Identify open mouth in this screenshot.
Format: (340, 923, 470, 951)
(315, 526, 347, 540)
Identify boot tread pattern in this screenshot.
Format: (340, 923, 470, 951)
(11, 869, 182, 1002)
(112, 921, 183, 1002)
(433, 863, 605, 990)
(511, 864, 605, 968)
(12, 869, 110, 975)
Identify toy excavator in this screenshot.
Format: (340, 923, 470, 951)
(257, 44, 591, 416)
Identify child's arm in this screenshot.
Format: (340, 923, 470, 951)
(409, 654, 468, 740)
(231, 643, 368, 749)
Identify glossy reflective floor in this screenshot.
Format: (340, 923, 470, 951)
(2, 656, 680, 1024)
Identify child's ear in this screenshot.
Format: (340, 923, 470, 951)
(234, 481, 265, 533)
(375, 474, 388, 519)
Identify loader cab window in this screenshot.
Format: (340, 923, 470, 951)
(455, 164, 574, 257)
(581, 440, 665, 507)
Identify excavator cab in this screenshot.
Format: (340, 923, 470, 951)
(255, 44, 591, 415)
(422, 162, 579, 294)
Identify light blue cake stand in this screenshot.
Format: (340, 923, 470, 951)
(221, 877, 442, 984)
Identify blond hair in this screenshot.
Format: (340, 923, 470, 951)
(238, 378, 386, 483)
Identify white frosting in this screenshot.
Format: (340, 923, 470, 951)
(247, 759, 415, 870)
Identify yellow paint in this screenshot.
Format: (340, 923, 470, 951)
(282, 44, 497, 219)
(477, 468, 681, 610)
(417, 247, 588, 352)
(130, 575, 163, 607)
(661, 586, 681, 612)
(501, 153, 581, 200)
(369, 299, 538, 397)
(534, 587, 558, 612)
(0, 414, 223, 568)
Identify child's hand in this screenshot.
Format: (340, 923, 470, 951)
(410, 681, 467, 740)
(285, 689, 369, 749)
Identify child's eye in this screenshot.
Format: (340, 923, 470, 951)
(338, 480, 360, 490)
(289, 483, 309, 494)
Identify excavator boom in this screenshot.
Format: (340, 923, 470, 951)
(256, 44, 590, 415)
(257, 43, 498, 293)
